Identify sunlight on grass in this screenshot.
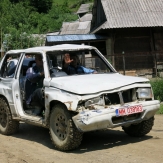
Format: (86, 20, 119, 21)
(157, 103, 163, 114)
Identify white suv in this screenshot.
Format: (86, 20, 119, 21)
(0, 44, 160, 151)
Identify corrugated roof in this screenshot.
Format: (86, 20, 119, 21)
(46, 34, 108, 43)
(77, 3, 93, 14)
(91, 0, 163, 33)
(60, 21, 91, 35)
(79, 13, 92, 22)
(46, 32, 59, 35)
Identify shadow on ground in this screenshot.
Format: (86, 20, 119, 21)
(13, 122, 152, 153)
(75, 129, 152, 153)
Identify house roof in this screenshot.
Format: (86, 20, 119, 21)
(76, 3, 93, 14)
(59, 12, 93, 35)
(91, 0, 163, 33)
(60, 21, 91, 35)
(47, 32, 60, 35)
(79, 13, 92, 22)
(46, 34, 108, 43)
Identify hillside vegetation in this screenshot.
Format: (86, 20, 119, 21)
(0, 0, 93, 50)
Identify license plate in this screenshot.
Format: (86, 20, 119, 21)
(115, 105, 143, 116)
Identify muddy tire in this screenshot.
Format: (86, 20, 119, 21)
(0, 98, 19, 135)
(122, 117, 154, 137)
(49, 104, 83, 151)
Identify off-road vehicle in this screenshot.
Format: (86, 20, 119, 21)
(0, 44, 160, 151)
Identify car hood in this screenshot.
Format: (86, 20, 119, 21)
(49, 73, 149, 94)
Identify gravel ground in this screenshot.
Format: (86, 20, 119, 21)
(0, 115, 163, 163)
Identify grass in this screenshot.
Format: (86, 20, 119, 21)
(157, 103, 163, 114)
(149, 78, 163, 114)
(150, 78, 163, 102)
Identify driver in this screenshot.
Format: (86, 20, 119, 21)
(62, 53, 96, 75)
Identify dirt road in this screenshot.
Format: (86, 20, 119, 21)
(0, 115, 163, 163)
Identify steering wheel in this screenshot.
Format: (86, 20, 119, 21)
(49, 67, 62, 74)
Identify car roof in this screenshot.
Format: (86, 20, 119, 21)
(25, 44, 95, 52)
(6, 49, 25, 54)
(5, 44, 96, 56)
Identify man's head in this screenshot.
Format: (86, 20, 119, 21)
(35, 54, 43, 68)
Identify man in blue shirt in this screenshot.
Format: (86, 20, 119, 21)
(25, 54, 44, 115)
(63, 53, 96, 75)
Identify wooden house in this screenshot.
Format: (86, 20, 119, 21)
(46, 0, 163, 76)
(90, 0, 163, 76)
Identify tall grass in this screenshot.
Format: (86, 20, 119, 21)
(150, 78, 163, 114)
(157, 104, 163, 114)
(150, 78, 163, 101)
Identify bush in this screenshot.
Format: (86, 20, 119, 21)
(157, 104, 163, 114)
(150, 78, 163, 101)
(150, 78, 163, 114)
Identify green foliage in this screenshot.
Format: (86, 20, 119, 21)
(30, 0, 53, 13)
(0, 0, 92, 50)
(46, 2, 78, 32)
(156, 103, 163, 114)
(150, 78, 163, 101)
(10, 0, 53, 13)
(148, 79, 163, 115)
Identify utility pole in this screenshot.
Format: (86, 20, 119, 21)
(122, 51, 125, 75)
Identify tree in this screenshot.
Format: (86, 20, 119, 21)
(10, 0, 52, 13)
(0, 0, 79, 50)
(30, 0, 53, 13)
(0, 0, 12, 50)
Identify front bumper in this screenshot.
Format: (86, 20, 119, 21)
(72, 100, 160, 132)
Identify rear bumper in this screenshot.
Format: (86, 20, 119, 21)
(72, 100, 160, 132)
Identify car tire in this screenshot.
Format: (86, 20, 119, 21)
(0, 98, 19, 135)
(122, 116, 154, 137)
(49, 104, 83, 151)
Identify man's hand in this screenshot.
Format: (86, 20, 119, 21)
(64, 53, 73, 64)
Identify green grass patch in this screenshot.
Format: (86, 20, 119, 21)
(150, 78, 163, 114)
(150, 78, 163, 101)
(156, 103, 163, 114)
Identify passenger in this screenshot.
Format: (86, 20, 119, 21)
(7, 56, 12, 63)
(25, 54, 44, 115)
(62, 53, 96, 75)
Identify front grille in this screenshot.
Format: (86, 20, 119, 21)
(112, 113, 142, 124)
(105, 89, 133, 105)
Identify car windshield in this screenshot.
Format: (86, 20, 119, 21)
(46, 49, 114, 77)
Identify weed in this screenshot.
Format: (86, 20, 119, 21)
(156, 103, 163, 114)
(150, 78, 163, 101)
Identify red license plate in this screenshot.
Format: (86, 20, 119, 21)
(115, 105, 143, 116)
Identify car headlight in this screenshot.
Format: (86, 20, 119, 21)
(85, 96, 105, 107)
(137, 88, 153, 99)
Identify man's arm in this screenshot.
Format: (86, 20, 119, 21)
(62, 53, 74, 74)
(63, 53, 73, 67)
(26, 67, 44, 83)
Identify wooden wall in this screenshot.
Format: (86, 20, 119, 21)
(111, 27, 163, 74)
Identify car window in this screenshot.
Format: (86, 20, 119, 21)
(0, 54, 20, 78)
(46, 49, 113, 77)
